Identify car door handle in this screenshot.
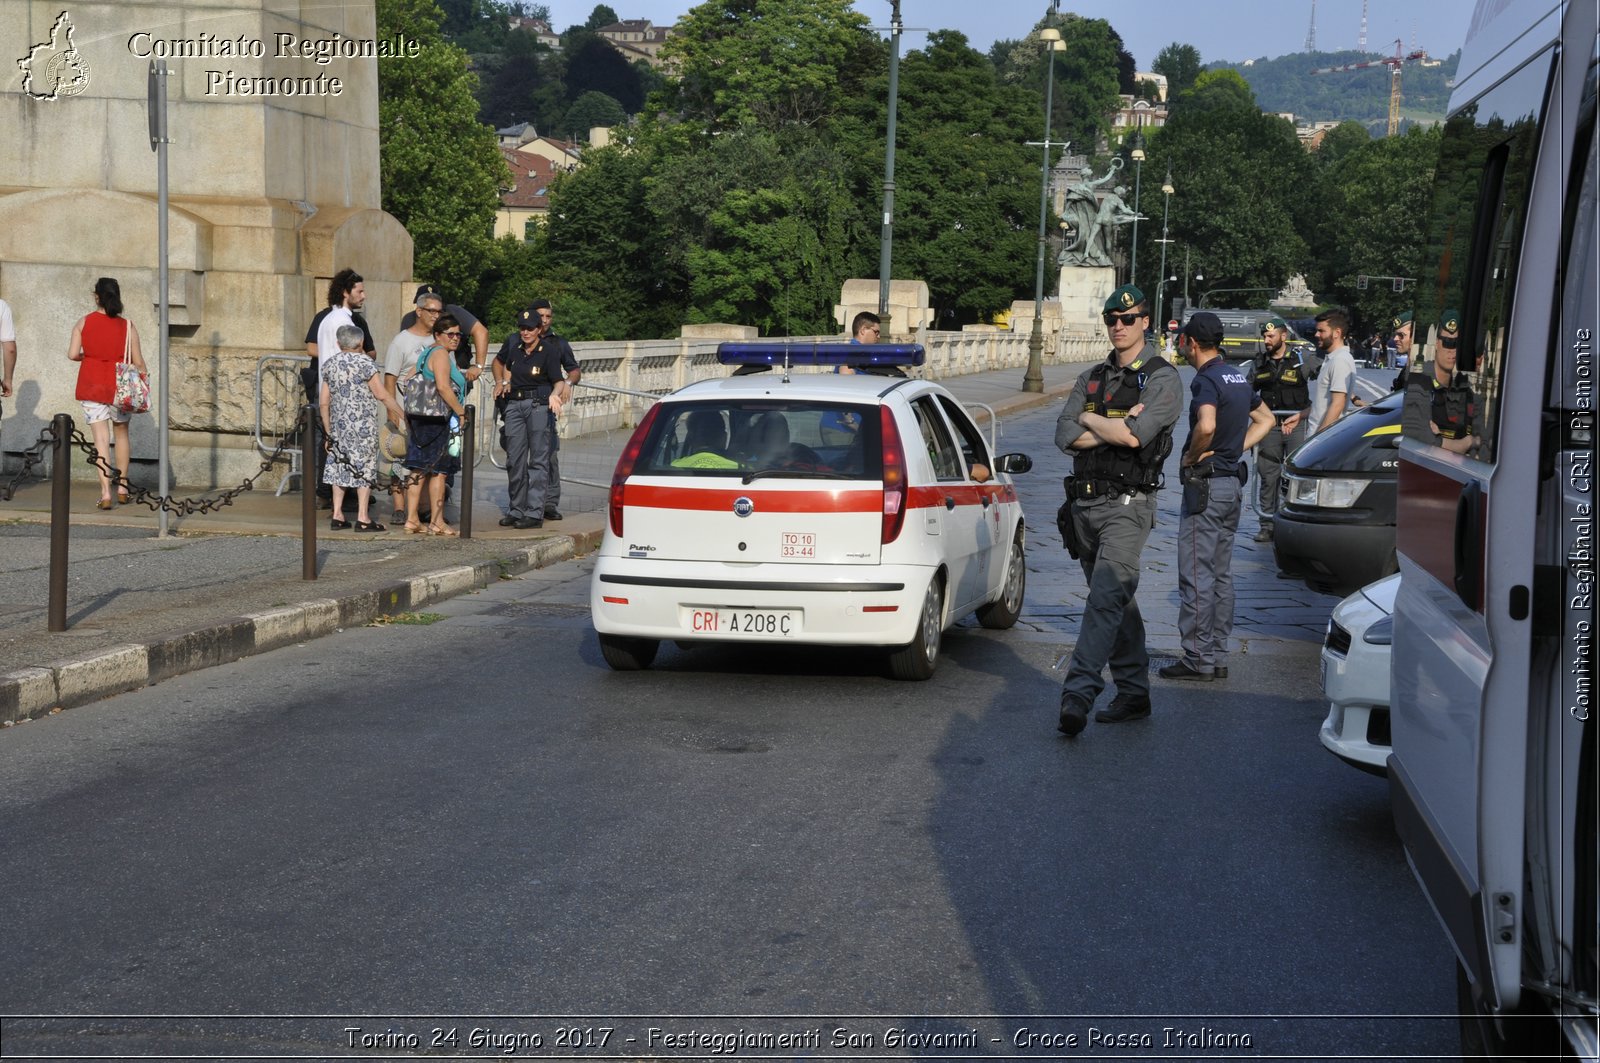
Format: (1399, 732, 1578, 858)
(979, 491, 991, 508)
(945, 495, 956, 510)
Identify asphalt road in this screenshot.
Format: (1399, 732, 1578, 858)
(0, 398, 1457, 1060)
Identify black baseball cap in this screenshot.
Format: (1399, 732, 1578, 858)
(1181, 311, 1225, 347)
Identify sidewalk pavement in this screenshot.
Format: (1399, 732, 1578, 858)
(0, 363, 1083, 724)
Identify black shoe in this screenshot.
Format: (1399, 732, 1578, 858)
(1214, 666, 1228, 679)
(329, 518, 351, 530)
(1158, 659, 1213, 681)
(1057, 693, 1089, 736)
(1253, 526, 1274, 543)
(1095, 693, 1152, 723)
(515, 517, 544, 530)
(543, 509, 563, 521)
(417, 510, 432, 524)
(498, 515, 520, 527)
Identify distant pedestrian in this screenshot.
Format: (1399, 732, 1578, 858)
(1161, 312, 1275, 682)
(320, 324, 407, 532)
(303, 269, 374, 507)
(67, 277, 146, 510)
(1308, 307, 1357, 436)
(0, 292, 15, 443)
(1248, 316, 1310, 542)
(838, 310, 881, 374)
(531, 299, 579, 520)
(493, 304, 578, 530)
(1053, 284, 1182, 736)
(403, 314, 469, 536)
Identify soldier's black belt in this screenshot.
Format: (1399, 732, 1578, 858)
(508, 387, 548, 402)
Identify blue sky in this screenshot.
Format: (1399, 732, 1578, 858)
(543, 0, 1474, 68)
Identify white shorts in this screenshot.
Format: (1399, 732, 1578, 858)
(81, 401, 131, 425)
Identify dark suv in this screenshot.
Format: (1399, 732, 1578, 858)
(1272, 390, 1402, 596)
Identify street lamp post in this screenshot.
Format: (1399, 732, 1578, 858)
(876, 0, 904, 329)
(1153, 167, 1173, 332)
(1128, 131, 1145, 287)
(1022, 27, 1066, 393)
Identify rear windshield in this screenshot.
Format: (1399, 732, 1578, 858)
(634, 401, 884, 479)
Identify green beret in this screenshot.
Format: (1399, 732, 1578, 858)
(1440, 308, 1461, 332)
(1391, 311, 1413, 329)
(1262, 315, 1288, 330)
(1103, 284, 1145, 313)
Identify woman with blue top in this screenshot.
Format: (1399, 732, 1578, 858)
(403, 313, 468, 536)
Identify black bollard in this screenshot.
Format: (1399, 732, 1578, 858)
(460, 405, 475, 539)
(47, 413, 72, 632)
(302, 404, 317, 580)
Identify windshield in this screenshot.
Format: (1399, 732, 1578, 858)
(633, 401, 883, 480)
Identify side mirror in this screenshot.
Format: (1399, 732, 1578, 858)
(994, 452, 1032, 474)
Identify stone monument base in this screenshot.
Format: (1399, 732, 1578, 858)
(1058, 265, 1117, 332)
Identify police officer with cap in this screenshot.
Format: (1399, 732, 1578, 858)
(1161, 312, 1276, 681)
(1248, 316, 1310, 542)
(1403, 308, 1479, 455)
(494, 305, 579, 528)
(1053, 284, 1183, 735)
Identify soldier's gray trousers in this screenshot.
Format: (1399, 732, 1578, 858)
(1061, 492, 1158, 706)
(1253, 417, 1306, 528)
(503, 399, 554, 520)
(1177, 473, 1243, 672)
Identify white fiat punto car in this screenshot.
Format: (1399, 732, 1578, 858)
(589, 344, 1033, 680)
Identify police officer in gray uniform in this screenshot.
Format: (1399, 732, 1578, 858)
(1249, 315, 1310, 542)
(1054, 284, 1184, 735)
(1161, 312, 1276, 681)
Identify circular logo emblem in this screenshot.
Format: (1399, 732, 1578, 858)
(733, 496, 754, 518)
(46, 50, 91, 98)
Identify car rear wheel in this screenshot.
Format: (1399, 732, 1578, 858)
(888, 574, 944, 681)
(976, 527, 1026, 630)
(598, 633, 659, 671)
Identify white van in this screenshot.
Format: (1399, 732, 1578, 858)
(1388, 0, 1597, 1058)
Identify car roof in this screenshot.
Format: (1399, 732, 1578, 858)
(667, 372, 930, 403)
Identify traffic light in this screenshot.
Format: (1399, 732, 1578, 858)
(1357, 275, 1369, 290)
(1393, 278, 1405, 292)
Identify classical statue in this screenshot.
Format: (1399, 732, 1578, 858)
(1057, 158, 1141, 269)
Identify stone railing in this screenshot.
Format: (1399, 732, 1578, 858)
(563, 326, 1102, 437)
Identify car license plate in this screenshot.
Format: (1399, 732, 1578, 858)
(781, 532, 817, 558)
(682, 608, 800, 637)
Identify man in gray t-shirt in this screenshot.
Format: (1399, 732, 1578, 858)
(1309, 306, 1358, 435)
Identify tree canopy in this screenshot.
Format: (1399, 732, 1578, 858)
(1153, 43, 1201, 97)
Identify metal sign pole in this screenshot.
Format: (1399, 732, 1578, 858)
(148, 60, 171, 538)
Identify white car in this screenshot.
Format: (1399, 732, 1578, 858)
(589, 344, 1032, 680)
(1319, 573, 1399, 775)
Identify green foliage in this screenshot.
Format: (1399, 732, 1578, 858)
(996, 15, 1123, 153)
(1153, 43, 1201, 97)
(1314, 121, 1373, 171)
(585, 4, 619, 30)
(1309, 124, 1444, 329)
(563, 91, 626, 137)
(1183, 68, 1258, 112)
(655, 0, 875, 131)
(1212, 49, 1461, 131)
(377, 0, 509, 307)
(563, 32, 647, 113)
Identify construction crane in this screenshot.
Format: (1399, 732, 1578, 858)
(1311, 38, 1430, 136)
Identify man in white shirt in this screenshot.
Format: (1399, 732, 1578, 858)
(0, 296, 15, 440)
(1309, 306, 1357, 435)
(315, 269, 366, 359)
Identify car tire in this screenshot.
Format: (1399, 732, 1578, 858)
(598, 633, 659, 671)
(976, 527, 1026, 630)
(887, 573, 944, 681)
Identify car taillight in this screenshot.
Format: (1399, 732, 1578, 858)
(609, 403, 661, 537)
(880, 406, 907, 544)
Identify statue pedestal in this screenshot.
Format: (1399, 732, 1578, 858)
(1058, 265, 1117, 332)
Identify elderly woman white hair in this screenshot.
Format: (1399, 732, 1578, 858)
(320, 323, 406, 531)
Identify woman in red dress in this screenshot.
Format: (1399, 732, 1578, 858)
(67, 277, 146, 509)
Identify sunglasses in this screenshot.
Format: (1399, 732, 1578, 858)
(1439, 335, 1458, 349)
(441, 331, 462, 339)
(1103, 313, 1143, 326)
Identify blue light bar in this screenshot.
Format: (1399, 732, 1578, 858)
(716, 342, 925, 367)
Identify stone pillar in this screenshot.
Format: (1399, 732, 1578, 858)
(1, 1, 412, 486)
(1058, 265, 1118, 334)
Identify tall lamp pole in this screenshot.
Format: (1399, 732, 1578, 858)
(1022, 27, 1066, 393)
(876, 0, 904, 329)
(1128, 130, 1145, 288)
(1153, 167, 1174, 332)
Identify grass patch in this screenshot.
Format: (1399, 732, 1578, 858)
(370, 611, 446, 626)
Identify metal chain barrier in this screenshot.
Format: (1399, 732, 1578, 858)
(60, 408, 312, 516)
(0, 422, 59, 501)
(320, 415, 461, 494)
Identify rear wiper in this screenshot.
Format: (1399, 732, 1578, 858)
(742, 469, 855, 484)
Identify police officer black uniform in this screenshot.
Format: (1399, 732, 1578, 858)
(1053, 284, 1184, 735)
(493, 306, 579, 529)
(1249, 315, 1310, 542)
(1403, 308, 1479, 455)
(1160, 312, 1276, 681)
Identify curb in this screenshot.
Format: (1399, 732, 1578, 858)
(0, 527, 603, 726)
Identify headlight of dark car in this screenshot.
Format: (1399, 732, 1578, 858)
(1287, 474, 1368, 508)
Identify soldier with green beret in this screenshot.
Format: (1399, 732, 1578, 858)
(1248, 315, 1311, 541)
(1053, 283, 1183, 735)
(1404, 308, 1479, 455)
